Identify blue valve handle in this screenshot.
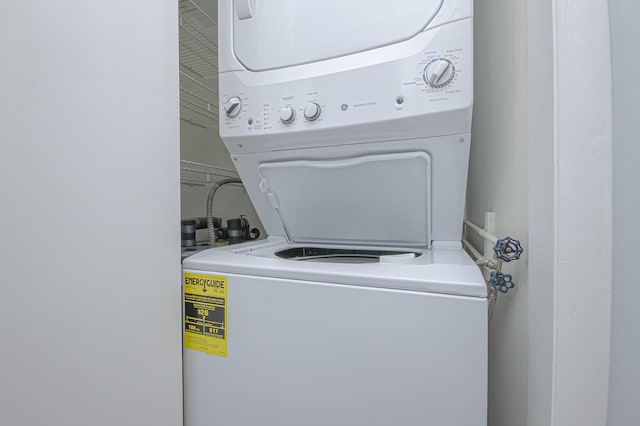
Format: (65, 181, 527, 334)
(489, 272, 516, 294)
(493, 237, 524, 262)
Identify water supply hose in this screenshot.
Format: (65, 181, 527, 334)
(206, 178, 242, 246)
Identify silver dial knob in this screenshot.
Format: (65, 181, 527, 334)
(279, 106, 296, 124)
(223, 96, 243, 118)
(423, 59, 455, 88)
(303, 102, 321, 121)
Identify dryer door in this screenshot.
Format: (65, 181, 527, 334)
(233, 0, 444, 71)
(257, 152, 432, 248)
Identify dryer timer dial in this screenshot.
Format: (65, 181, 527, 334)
(223, 96, 243, 118)
(423, 59, 455, 88)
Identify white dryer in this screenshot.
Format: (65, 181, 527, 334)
(183, 1, 486, 425)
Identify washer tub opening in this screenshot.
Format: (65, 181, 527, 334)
(275, 247, 423, 264)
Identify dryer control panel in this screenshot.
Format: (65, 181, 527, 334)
(219, 19, 472, 155)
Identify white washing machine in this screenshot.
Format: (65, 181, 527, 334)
(183, 1, 486, 425)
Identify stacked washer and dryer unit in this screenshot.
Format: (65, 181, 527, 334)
(183, 1, 486, 425)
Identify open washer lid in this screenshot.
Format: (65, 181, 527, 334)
(257, 152, 432, 248)
(233, 0, 444, 71)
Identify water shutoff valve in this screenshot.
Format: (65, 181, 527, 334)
(489, 272, 516, 294)
(493, 237, 524, 262)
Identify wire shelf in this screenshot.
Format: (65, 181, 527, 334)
(180, 160, 240, 186)
(180, 71, 218, 128)
(178, 0, 219, 128)
(179, 0, 218, 80)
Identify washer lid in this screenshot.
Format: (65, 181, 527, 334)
(257, 152, 432, 248)
(232, 0, 444, 71)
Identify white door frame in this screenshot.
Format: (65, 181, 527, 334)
(528, 1, 613, 425)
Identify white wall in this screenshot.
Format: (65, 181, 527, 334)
(526, 0, 555, 424)
(608, 1, 640, 424)
(468, 2, 530, 425)
(0, 2, 183, 425)
(552, 1, 613, 424)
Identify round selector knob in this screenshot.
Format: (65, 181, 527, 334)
(279, 106, 296, 124)
(423, 59, 455, 88)
(303, 102, 321, 121)
(223, 96, 243, 118)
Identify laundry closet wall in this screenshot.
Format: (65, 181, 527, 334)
(467, 2, 530, 425)
(608, 0, 640, 424)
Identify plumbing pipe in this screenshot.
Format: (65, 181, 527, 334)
(462, 238, 483, 261)
(227, 218, 244, 245)
(181, 220, 197, 248)
(464, 237, 499, 323)
(463, 219, 498, 244)
(182, 217, 210, 230)
(463, 238, 499, 269)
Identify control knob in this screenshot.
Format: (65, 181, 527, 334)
(279, 106, 296, 124)
(223, 96, 243, 118)
(423, 59, 455, 88)
(303, 102, 321, 121)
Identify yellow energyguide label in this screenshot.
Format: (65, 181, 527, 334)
(183, 273, 228, 357)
